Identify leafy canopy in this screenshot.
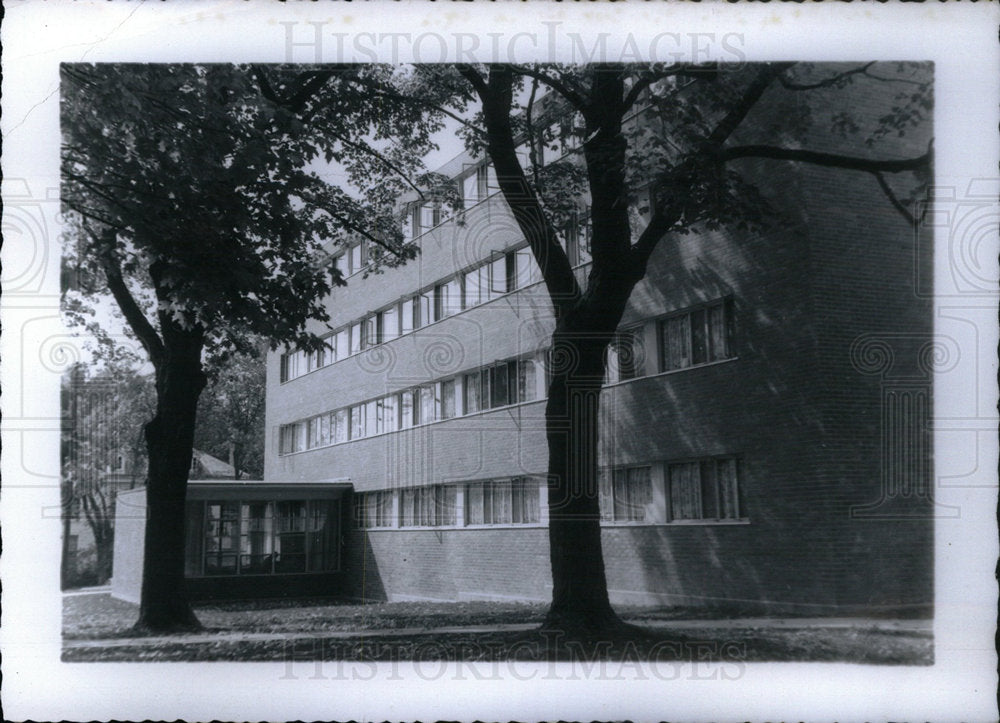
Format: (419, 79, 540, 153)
(61, 64, 444, 359)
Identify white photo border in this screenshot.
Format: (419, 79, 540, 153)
(2, 2, 997, 721)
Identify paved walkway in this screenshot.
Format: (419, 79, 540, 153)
(62, 585, 113, 597)
(62, 616, 931, 650)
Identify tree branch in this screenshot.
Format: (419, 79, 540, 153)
(455, 64, 489, 98)
(778, 62, 875, 91)
(465, 65, 580, 310)
(89, 227, 166, 368)
(871, 171, 916, 226)
(313, 124, 428, 201)
(349, 79, 487, 138)
(720, 144, 932, 174)
(707, 63, 795, 147)
(621, 65, 695, 114)
(525, 77, 542, 193)
(507, 65, 590, 115)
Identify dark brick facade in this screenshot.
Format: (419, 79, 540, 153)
(259, 70, 933, 615)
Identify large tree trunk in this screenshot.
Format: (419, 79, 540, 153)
(133, 326, 206, 633)
(94, 529, 114, 585)
(543, 330, 622, 634)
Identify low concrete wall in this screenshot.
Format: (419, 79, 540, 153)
(110, 488, 146, 604)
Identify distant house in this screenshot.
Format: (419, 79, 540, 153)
(112, 66, 934, 615)
(64, 440, 237, 589)
(190, 449, 243, 481)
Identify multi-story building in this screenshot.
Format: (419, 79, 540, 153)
(113, 70, 934, 614)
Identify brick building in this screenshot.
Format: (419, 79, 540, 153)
(113, 66, 934, 614)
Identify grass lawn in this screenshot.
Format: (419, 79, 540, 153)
(62, 594, 932, 665)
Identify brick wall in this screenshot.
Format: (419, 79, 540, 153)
(260, 66, 933, 614)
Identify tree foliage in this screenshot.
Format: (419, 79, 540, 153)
(60, 63, 448, 630)
(193, 345, 267, 480)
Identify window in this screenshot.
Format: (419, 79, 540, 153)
(379, 305, 399, 343)
(401, 206, 416, 242)
(307, 415, 330, 449)
(334, 328, 348, 363)
(399, 485, 457, 527)
(419, 385, 437, 424)
(490, 360, 516, 407)
(440, 378, 457, 419)
(399, 389, 417, 429)
(362, 315, 377, 350)
(333, 253, 348, 280)
(417, 290, 435, 326)
(464, 254, 513, 309)
(606, 328, 644, 384)
(435, 278, 462, 319)
(514, 247, 541, 288)
(462, 168, 481, 208)
(349, 404, 365, 440)
(518, 357, 538, 402)
(376, 395, 397, 434)
(463, 264, 488, 308)
(364, 400, 378, 438)
(202, 500, 338, 576)
(308, 345, 326, 373)
(331, 409, 348, 444)
(279, 423, 305, 455)
(465, 478, 540, 525)
(667, 457, 742, 521)
(280, 348, 310, 383)
(204, 502, 239, 574)
(400, 298, 415, 335)
(464, 370, 483, 414)
(356, 491, 393, 529)
(599, 466, 652, 522)
(239, 502, 274, 574)
(419, 204, 440, 234)
(349, 322, 362, 356)
(464, 358, 537, 414)
(661, 299, 734, 371)
(348, 242, 367, 275)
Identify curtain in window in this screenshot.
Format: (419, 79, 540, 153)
(669, 462, 702, 520)
(466, 483, 484, 525)
(664, 316, 692, 370)
(464, 372, 481, 414)
(441, 379, 456, 419)
(518, 359, 537, 402)
(717, 458, 740, 519)
(709, 303, 729, 361)
(522, 479, 540, 523)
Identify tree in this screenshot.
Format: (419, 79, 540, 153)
(403, 62, 933, 634)
(61, 64, 442, 631)
(61, 362, 155, 586)
(194, 347, 267, 480)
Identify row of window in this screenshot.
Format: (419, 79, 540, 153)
(603, 298, 735, 383)
(278, 356, 542, 455)
(354, 457, 744, 529)
(283, 292, 733, 391)
(281, 245, 545, 383)
(279, 299, 737, 454)
(195, 500, 339, 577)
(356, 478, 543, 529)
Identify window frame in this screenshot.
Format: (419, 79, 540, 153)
(200, 499, 340, 577)
(658, 298, 735, 373)
(666, 456, 744, 523)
